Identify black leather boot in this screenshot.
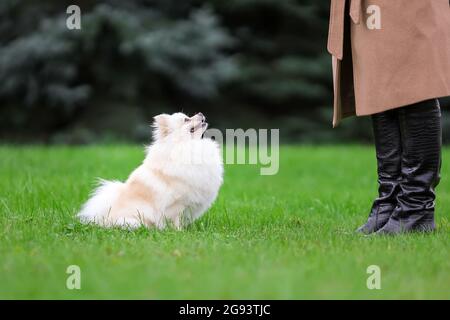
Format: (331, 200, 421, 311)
(357, 109, 402, 234)
(377, 99, 441, 235)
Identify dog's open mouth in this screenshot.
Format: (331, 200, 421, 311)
(190, 122, 208, 134)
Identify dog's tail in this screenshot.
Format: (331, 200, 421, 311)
(77, 179, 124, 225)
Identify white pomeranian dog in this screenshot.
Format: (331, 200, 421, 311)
(77, 112, 223, 230)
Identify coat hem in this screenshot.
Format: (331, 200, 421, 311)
(354, 92, 450, 117)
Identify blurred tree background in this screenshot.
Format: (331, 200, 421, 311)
(0, 0, 449, 144)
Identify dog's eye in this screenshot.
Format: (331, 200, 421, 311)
(184, 118, 190, 122)
(190, 127, 195, 133)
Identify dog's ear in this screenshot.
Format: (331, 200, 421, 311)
(152, 114, 171, 140)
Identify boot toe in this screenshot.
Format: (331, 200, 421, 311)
(356, 224, 374, 235)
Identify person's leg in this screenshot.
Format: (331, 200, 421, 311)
(377, 99, 441, 234)
(357, 109, 402, 234)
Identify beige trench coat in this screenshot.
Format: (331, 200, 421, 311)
(328, 0, 450, 127)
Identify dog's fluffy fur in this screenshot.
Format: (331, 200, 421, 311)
(77, 112, 223, 229)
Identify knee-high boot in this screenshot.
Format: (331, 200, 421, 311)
(357, 109, 402, 234)
(377, 99, 441, 234)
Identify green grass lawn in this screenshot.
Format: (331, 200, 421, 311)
(0, 145, 449, 299)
